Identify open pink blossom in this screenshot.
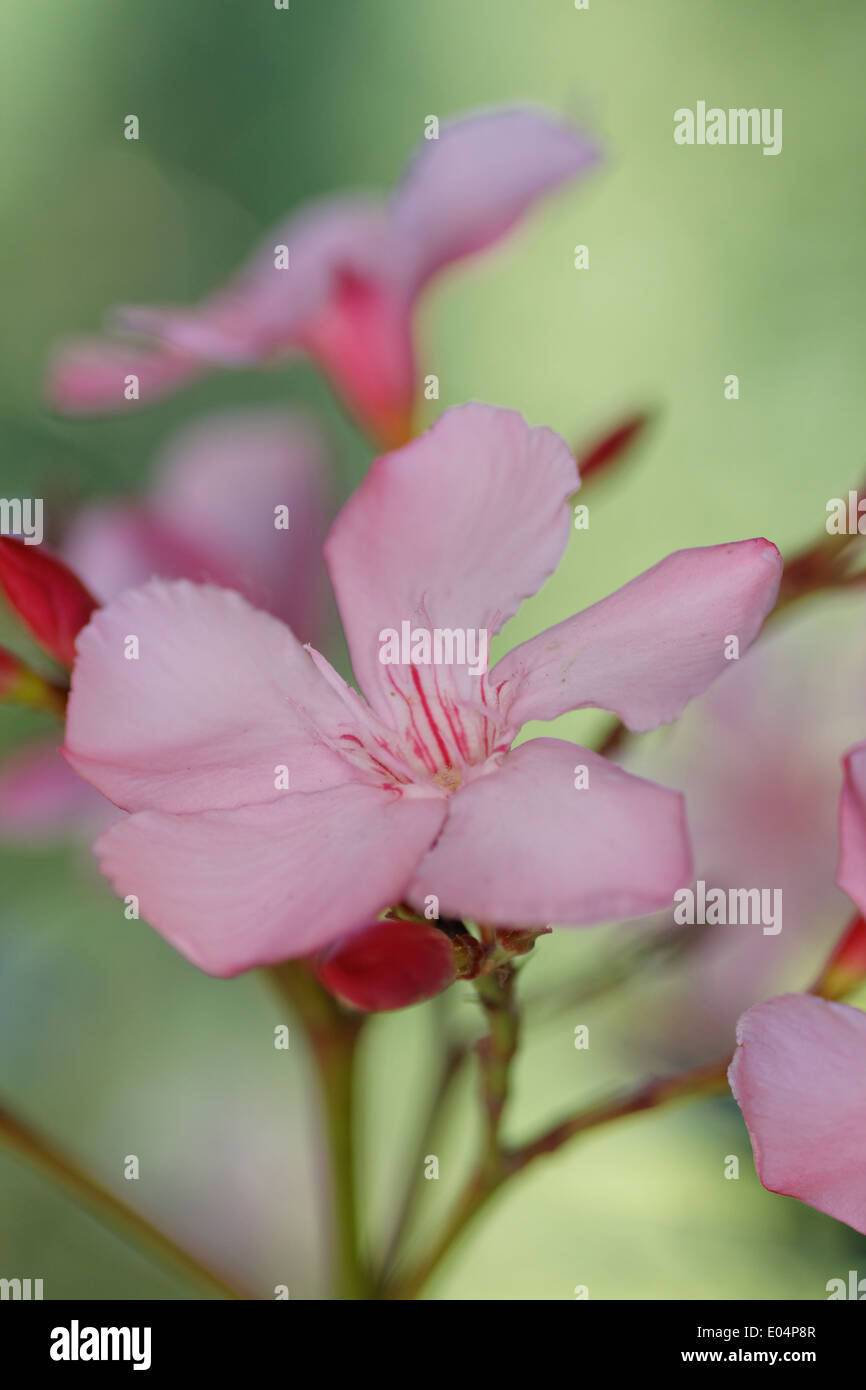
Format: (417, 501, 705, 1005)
(0, 408, 330, 840)
(729, 994, 866, 1235)
(63, 403, 781, 976)
(611, 593, 866, 1064)
(47, 107, 598, 446)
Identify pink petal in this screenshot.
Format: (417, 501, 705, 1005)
(0, 741, 117, 840)
(115, 199, 416, 445)
(64, 580, 357, 814)
(63, 409, 332, 640)
(407, 737, 691, 927)
(496, 540, 783, 733)
(63, 505, 215, 606)
(324, 403, 578, 715)
(116, 197, 395, 362)
(147, 408, 332, 638)
(838, 742, 866, 917)
(613, 592, 866, 1066)
(46, 338, 203, 413)
(294, 270, 415, 448)
(729, 994, 866, 1235)
(392, 106, 599, 292)
(95, 784, 446, 975)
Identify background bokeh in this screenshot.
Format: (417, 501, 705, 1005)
(2, 0, 865, 1299)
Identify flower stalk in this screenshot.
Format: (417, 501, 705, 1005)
(266, 961, 370, 1300)
(0, 1101, 246, 1299)
(383, 1050, 729, 1299)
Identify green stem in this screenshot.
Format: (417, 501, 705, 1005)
(383, 963, 520, 1300)
(0, 1102, 247, 1299)
(474, 964, 520, 1178)
(266, 962, 370, 1300)
(376, 1035, 469, 1288)
(384, 1053, 729, 1300)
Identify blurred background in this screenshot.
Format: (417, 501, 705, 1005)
(1, 0, 866, 1299)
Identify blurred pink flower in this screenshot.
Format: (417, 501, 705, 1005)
(63, 403, 781, 975)
(64, 407, 331, 639)
(0, 408, 331, 841)
(613, 593, 866, 1064)
(838, 740, 866, 917)
(47, 107, 598, 446)
(729, 993, 866, 1235)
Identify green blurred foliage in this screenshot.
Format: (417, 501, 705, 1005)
(1, 0, 865, 1299)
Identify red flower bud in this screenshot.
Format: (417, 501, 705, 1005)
(815, 915, 866, 1000)
(0, 537, 98, 668)
(316, 918, 457, 1013)
(576, 411, 651, 484)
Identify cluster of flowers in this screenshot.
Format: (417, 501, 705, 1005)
(2, 105, 865, 1241)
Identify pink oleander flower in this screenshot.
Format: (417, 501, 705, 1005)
(612, 593, 866, 1064)
(729, 993, 866, 1236)
(0, 408, 331, 840)
(61, 403, 782, 976)
(47, 107, 598, 447)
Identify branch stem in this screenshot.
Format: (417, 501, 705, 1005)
(266, 961, 370, 1300)
(384, 1052, 729, 1299)
(0, 1101, 246, 1299)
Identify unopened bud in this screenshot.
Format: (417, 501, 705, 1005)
(814, 915, 866, 1000)
(316, 918, 456, 1013)
(576, 411, 651, 485)
(0, 538, 97, 668)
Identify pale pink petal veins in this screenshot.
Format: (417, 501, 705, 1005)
(392, 105, 599, 292)
(95, 784, 446, 975)
(46, 338, 203, 413)
(838, 742, 866, 918)
(407, 738, 691, 927)
(324, 402, 578, 720)
(495, 540, 783, 734)
(729, 994, 866, 1235)
(64, 581, 360, 814)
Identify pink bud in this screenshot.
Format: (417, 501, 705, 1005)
(815, 914, 866, 1000)
(0, 538, 98, 668)
(316, 918, 457, 1013)
(576, 411, 651, 484)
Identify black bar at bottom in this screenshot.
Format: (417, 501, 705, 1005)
(0, 1298, 860, 1373)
